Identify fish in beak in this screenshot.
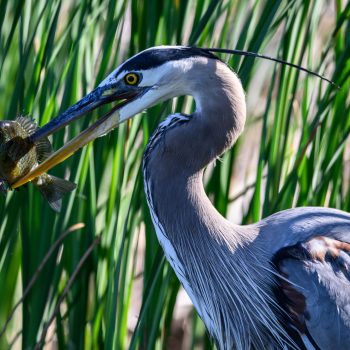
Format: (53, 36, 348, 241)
(11, 81, 148, 189)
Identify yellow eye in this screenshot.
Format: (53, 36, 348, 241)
(124, 73, 140, 85)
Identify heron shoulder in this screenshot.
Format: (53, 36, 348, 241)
(254, 207, 350, 253)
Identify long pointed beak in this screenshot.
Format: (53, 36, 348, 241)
(11, 84, 143, 189)
(30, 83, 137, 142)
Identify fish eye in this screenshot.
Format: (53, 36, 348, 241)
(124, 73, 140, 86)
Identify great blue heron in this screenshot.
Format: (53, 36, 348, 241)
(28, 46, 350, 349)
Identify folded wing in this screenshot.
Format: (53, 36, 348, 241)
(273, 236, 350, 349)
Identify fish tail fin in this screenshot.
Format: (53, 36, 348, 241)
(36, 175, 76, 212)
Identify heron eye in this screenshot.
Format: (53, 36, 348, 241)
(124, 73, 140, 86)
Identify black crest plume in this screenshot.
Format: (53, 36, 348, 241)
(202, 48, 338, 88)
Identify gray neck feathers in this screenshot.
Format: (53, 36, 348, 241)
(143, 59, 292, 349)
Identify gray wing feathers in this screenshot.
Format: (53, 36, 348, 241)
(276, 237, 350, 349)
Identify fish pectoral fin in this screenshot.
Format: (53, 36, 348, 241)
(15, 115, 53, 162)
(15, 116, 38, 135)
(35, 175, 76, 212)
(35, 137, 53, 162)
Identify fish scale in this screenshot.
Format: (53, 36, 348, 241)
(0, 116, 76, 212)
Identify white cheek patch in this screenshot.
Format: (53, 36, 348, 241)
(137, 59, 199, 87)
(138, 63, 174, 87)
(119, 89, 160, 121)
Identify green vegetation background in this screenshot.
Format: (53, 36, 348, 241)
(0, 0, 349, 349)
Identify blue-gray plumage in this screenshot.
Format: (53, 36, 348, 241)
(35, 46, 350, 349)
(273, 232, 350, 349)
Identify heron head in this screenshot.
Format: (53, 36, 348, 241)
(12, 46, 244, 188)
(11, 46, 222, 187)
(31, 46, 220, 141)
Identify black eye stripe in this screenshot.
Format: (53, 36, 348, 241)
(119, 47, 218, 71)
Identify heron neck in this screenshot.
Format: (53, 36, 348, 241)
(144, 60, 247, 244)
(143, 62, 263, 348)
(189, 61, 246, 170)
